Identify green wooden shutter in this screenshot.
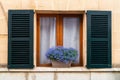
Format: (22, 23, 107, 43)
(87, 11, 111, 68)
(8, 10, 34, 68)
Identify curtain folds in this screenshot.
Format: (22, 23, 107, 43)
(40, 17, 56, 64)
(63, 17, 80, 63)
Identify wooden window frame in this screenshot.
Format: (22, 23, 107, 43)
(36, 14, 83, 67)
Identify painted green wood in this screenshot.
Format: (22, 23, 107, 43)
(8, 10, 34, 68)
(87, 11, 111, 68)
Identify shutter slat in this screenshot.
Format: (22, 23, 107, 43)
(8, 10, 34, 69)
(87, 11, 111, 68)
(11, 13, 30, 38)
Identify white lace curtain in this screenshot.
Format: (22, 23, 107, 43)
(40, 17, 56, 64)
(63, 17, 80, 63)
(40, 17, 80, 64)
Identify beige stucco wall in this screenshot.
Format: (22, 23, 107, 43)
(0, 72, 104, 80)
(0, 72, 120, 80)
(0, 0, 120, 68)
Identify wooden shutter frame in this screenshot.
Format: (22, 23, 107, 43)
(8, 10, 34, 68)
(87, 11, 112, 68)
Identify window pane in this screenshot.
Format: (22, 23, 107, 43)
(40, 17, 56, 64)
(63, 17, 80, 63)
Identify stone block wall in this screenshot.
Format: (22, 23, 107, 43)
(0, 72, 120, 80)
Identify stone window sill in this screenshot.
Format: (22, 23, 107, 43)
(1, 67, 120, 72)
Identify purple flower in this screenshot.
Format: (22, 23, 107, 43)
(46, 46, 78, 64)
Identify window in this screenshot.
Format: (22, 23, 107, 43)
(8, 10, 111, 69)
(36, 14, 83, 67)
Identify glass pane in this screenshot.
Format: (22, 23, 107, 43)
(40, 17, 56, 64)
(63, 17, 80, 63)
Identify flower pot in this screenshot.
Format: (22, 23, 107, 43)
(51, 60, 71, 68)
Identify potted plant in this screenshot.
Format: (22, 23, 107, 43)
(46, 46, 78, 68)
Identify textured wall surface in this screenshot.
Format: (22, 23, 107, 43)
(0, 0, 120, 68)
(0, 0, 120, 80)
(0, 72, 120, 80)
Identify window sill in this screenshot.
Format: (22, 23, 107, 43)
(1, 67, 120, 72)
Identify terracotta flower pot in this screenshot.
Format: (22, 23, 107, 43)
(51, 60, 71, 68)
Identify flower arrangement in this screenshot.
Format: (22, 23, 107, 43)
(46, 46, 78, 64)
